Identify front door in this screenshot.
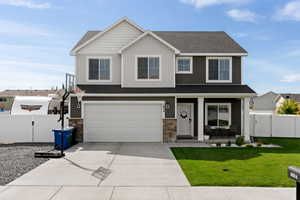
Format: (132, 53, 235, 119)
(177, 103, 194, 136)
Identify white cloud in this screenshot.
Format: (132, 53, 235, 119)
(0, 20, 52, 37)
(276, 0, 300, 21)
(281, 74, 300, 82)
(227, 9, 259, 23)
(0, 60, 72, 90)
(0, 0, 50, 9)
(180, 0, 251, 8)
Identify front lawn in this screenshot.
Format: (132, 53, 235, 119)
(171, 138, 300, 187)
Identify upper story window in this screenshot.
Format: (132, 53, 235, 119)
(206, 57, 232, 83)
(176, 57, 192, 74)
(136, 56, 160, 80)
(88, 57, 111, 81)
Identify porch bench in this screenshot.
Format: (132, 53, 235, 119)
(204, 125, 240, 137)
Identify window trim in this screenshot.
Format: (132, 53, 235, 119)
(205, 103, 231, 129)
(176, 57, 193, 74)
(206, 57, 232, 83)
(135, 55, 161, 81)
(86, 56, 112, 82)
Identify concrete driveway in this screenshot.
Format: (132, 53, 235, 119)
(8, 143, 190, 187)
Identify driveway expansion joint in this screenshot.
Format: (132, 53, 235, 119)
(97, 143, 122, 187)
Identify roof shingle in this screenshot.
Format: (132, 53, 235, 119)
(71, 30, 247, 54)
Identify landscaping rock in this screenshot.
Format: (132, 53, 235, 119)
(0, 143, 52, 185)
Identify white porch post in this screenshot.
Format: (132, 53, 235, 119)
(198, 97, 204, 141)
(243, 97, 251, 142)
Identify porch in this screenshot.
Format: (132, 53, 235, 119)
(175, 97, 251, 142)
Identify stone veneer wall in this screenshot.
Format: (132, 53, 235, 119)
(163, 119, 177, 142)
(69, 118, 83, 142)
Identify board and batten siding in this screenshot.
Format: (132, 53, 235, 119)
(77, 21, 143, 54)
(122, 35, 176, 88)
(176, 56, 242, 84)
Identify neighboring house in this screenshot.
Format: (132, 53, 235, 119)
(0, 90, 61, 114)
(251, 91, 285, 114)
(280, 93, 300, 104)
(251, 92, 300, 114)
(69, 17, 256, 143)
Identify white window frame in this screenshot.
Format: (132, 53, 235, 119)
(206, 57, 232, 83)
(135, 55, 161, 81)
(176, 57, 193, 74)
(205, 103, 231, 129)
(86, 56, 112, 82)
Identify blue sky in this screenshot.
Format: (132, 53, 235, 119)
(0, 0, 300, 94)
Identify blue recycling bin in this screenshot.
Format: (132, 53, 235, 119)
(53, 127, 74, 150)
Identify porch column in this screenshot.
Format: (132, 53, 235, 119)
(198, 97, 204, 141)
(243, 97, 251, 142)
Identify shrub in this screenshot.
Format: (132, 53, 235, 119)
(235, 136, 245, 146)
(277, 99, 299, 115)
(256, 143, 262, 147)
(226, 141, 231, 147)
(245, 144, 254, 148)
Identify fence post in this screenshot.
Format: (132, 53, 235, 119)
(270, 114, 273, 137)
(31, 116, 34, 142)
(295, 116, 297, 138)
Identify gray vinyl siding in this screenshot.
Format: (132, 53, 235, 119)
(122, 35, 176, 88)
(176, 56, 241, 84)
(70, 96, 175, 119)
(204, 98, 241, 134)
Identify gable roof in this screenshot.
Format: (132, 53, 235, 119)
(71, 30, 247, 55)
(280, 93, 300, 102)
(71, 31, 100, 52)
(118, 31, 180, 54)
(153, 31, 247, 54)
(70, 17, 145, 55)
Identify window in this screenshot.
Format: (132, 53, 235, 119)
(136, 56, 160, 80)
(176, 57, 192, 73)
(205, 103, 231, 128)
(0, 97, 7, 102)
(206, 57, 232, 82)
(88, 57, 111, 81)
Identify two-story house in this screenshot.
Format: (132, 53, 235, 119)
(69, 17, 256, 143)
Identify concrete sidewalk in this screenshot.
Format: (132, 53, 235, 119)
(0, 186, 295, 200)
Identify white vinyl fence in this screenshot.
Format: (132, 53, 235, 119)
(250, 113, 300, 138)
(0, 115, 68, 143)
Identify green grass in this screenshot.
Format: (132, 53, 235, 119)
(171, 138, 300, 187)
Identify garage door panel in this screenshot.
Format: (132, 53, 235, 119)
(86, 128, 162, 142)
(85, 118, 161, 128)
(84, 103, 163, 142)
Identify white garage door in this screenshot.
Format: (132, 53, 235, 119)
(84, 102, 163, 142)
